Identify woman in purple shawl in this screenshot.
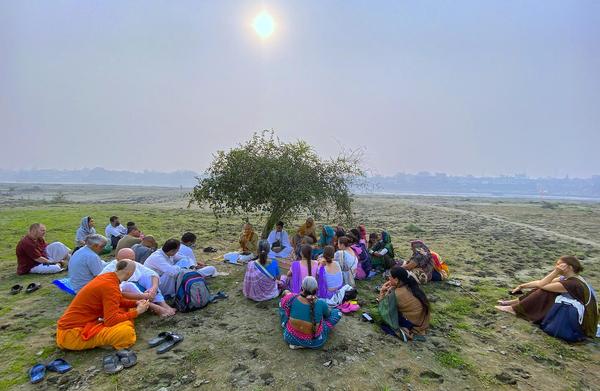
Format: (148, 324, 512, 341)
(317, 246, 344, 299)
(285, 244, 319, 294)
(243, 240, 281, 301)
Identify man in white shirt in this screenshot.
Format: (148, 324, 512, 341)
(177, 232, 199, 263)
(267, 221, 293, 259)
(145, 239, 216, 297)
(105, 216, 127, 250)
(101, 248, 175, 317)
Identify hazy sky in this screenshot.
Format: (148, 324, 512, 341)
(1, 1, 599, 177)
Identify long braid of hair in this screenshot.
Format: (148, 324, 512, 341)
(301, 244, 313, 276)
(301, 291, 317, 339)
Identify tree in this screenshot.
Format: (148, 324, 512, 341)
(190, 131, 365, 239)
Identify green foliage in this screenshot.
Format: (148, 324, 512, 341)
(405, 223, 425, 233)
(435, 351, 470, 369)
(190, 131, 365, 238)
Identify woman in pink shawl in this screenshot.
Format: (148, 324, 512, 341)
(243, 240, 281, 301)
(285, 244, 319, 294)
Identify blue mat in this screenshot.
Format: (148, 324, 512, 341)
(52, 278, 75, 296)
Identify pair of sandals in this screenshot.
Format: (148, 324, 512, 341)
(103, 349, 137, 374)
(148, 332, 184, 354)
(11, 283, 41, 295)
(29, 358, 72, 384)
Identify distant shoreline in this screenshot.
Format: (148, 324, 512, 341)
(2, 182, 599, 203)
(357, 191, 600, 203)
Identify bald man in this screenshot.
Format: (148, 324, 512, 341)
(101, 248, 175, 317)
(57, 260, 150, 351)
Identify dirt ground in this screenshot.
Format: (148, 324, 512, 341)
(0, 185, 598, 390)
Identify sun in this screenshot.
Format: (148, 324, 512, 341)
(253, 10, 275, 39)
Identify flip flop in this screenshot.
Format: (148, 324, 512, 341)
(46, 358, 72, 374)
(156, 333, 184, 354)
(29, 363, 46, 384)
(10, 284, 23, 295)
(115, 349, 137, 368)
(103, 354, 123, 374)
(209, 291, 228, 302)
(25, 283, 41, 293)
(148, 331, 173, 348)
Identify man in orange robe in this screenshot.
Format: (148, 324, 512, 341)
(56, 259, 150, 350)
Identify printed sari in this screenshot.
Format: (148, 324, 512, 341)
(243, 261, 279, 302)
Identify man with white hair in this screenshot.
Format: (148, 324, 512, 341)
(16, 223, 70, 275)
(101, 248, 176, 317)
(68, 234, 109, 293)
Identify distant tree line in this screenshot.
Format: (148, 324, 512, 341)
(1, 168, 599, 198)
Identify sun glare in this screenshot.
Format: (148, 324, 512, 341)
(253, 10, 275, 39)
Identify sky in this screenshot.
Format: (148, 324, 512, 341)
(1, 1, 599, 178)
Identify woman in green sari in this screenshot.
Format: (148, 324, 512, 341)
(369, 231, 395, 270)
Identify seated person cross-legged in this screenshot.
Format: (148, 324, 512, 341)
(279, 276, 342, 350)
(243, 240, 281, 302)
(105, 216, 127, 250)
(144, 239, 216, 298)
(334, 237, 358, 288)
(378, 266, 430, 341)
(224, 223, 259, 264)
(316, 246, 344, 300)
(68, 234, 109, 293)
(312, 225, 335, 259)
(16, 223, 69, 275)
(114, 225, 142, 253)
(369, 231, 396, 270)
(56, 260, 150, 351)
(101, 249, 176, 317)
(284, 244, 319, 294)
(495, 256, 598, 339)
(74, 216, 96, 251)
(267, 221, 293, 259)
(132, 236, 158, 264)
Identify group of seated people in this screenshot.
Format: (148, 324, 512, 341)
(239, 219, 446, 347)
(14, 215, 599, 357)
(15, 216, 222, 353)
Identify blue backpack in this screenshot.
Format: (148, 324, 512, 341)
(541, 298, 586, 342)
(173, 271, 211, 312)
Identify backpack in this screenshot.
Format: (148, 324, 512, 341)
(173, 271, 211, 312)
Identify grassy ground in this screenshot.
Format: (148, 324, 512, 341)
(0, 185, 598, 390)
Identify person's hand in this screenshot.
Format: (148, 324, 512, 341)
(556, 263, 569, 274)
(511, 285, 523, 294)
(197, 261, 206, 267)
(144, 288, 157, 300)
(136, 300, 150, 315)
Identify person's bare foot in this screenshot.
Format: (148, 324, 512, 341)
(494, 305, 516, 315)
(497, 299, 516, 306)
